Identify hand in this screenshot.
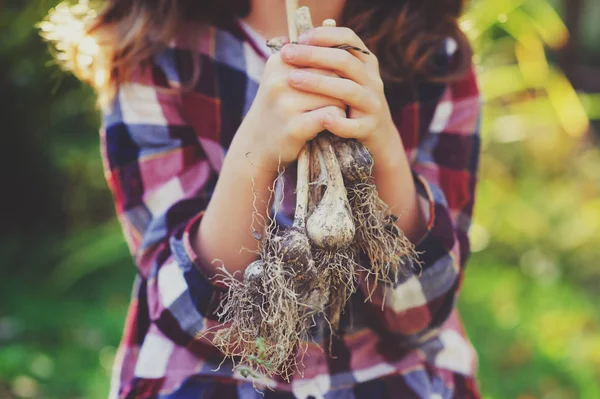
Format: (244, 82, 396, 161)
(234, 51, 347, 173)
(280, 27, 402, 166)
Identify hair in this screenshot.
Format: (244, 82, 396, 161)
(41, 0, 471, 107)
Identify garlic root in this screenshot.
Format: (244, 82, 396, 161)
(331, 135, 419, 296)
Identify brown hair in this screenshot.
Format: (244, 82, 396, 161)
(41, 0, 471, 106)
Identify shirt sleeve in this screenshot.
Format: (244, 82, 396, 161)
(100, 59, 227, 353)
(357, 64, 481, 339)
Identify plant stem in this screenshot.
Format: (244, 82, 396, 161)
(286, 0, 310, 232)
(293, 146, 310, 230)
(316, 133, 346, 195)
(295, 6, 314, 35)
(286, 0, 299, 42)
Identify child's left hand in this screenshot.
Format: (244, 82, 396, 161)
(280, 26, 401, 164)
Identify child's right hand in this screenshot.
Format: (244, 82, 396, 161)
(197, 49, 347, 274)
(234, 50, 347, 172)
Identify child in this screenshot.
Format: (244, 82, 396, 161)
(45, 0, 481, 397)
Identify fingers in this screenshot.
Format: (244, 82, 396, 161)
(297, 27, 375, 64)
(265, 53, 338, 78)
(262, 58, 346, 113)
(281, 44, 369, 85)
(284, 88, 346, 113)
(299, 67, 339, 79)
(288, 106, 346, 141)
(323, 113, 375, 141)
(288, 70, 379, 113)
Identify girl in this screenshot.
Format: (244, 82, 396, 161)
(45, 0, 481, 397)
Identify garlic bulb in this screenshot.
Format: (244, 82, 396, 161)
(306, 133, 355, 249)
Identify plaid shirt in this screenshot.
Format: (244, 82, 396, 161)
(102, 16, 482, 399)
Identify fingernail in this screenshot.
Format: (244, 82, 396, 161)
(281, 45, 296, 60)
(289, 70, 305, 84)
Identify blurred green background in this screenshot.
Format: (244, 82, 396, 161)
(1, 0, 600, 398)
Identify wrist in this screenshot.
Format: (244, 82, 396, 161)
(228, 129, 280, 182)
(233, 109, 287, 175)
(368, 123, 405, 172)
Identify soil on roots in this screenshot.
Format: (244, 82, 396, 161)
(312, 246, 360, 331)
(211, 224, 320, 381)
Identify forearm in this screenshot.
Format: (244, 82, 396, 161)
(370, 126, 428, 244)
(194, 132, 278, 277)
(359, 128, 458, 337)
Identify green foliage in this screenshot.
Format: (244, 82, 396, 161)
(0, 0, 599, 398)
(464, 0, 600, 295)
(461, 253, 600, 399)
(1, 1, 126, 398)
(461, 0, 600, 396)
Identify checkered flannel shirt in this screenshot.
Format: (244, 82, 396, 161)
(102, 16, 482, 399)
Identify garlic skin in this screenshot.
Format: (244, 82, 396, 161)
(306, 192, 355, 249)
(332, 137, 374, 184)
(244, 260, 264, 286)
(280, 227, 317, 291)
(295, 7, 313, 36)
(280, 228, 312, 269)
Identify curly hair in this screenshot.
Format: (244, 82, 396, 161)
(41, 0, 471, 106)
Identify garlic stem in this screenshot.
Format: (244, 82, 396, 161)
(285, 0, 310, 232)
(293, 145, 310, 230)
(291, 5, 314, 231)
(308, 140, 320, 215)
(295, 7, 314, 35)
(315, 133, 347, 195)
(286, 0, 299, 42)
(309, 140, 326, 208)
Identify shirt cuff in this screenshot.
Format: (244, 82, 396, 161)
(170, 211, 228, 291)
(413, 172, 437, 247)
